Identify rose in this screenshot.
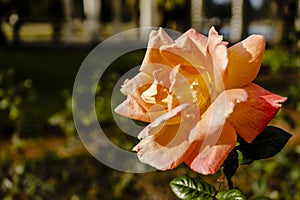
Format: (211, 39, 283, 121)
(114, 27, 287, 175)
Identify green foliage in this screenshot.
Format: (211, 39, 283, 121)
(237, 126, 292, 160)
(216, 189, 247, 200)
(170, 176, 217, 199)
(170, 176, 246, 200)
(262, 47, 300, 74)
(223, 150, 239, 182)
(248, 146, 300, 199)
(0, 69, 47, 138)
(48, 90, 75, 136)
(257, 47, 300, 128)
(283, 78, 300, 113)
(0, 47, 89, 137)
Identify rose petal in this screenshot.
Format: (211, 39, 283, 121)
(146, 27, 174, 49)
(120, 72, 155, 112)
(160, 34, 211, 69)
(168, 64, 211, 112)
(207, 27, 228, 75)
(228, 83, 287, 143)
(133, 131, 190, 170)
(137, 103, 191, 139)
(226, 35, 266, 89)
(169, 65, 199, 105)
(140, 28, 174, 73)
(114, 96, 152, 122)
(183, 28, 208, 55)
(141, 69, 172, 105)
(181, 88, 247, 175)
(185, 122, 237, 175)
(188, 88, 248, 143)
(116, 71, 172, 122)
(120, 72, 153, 96)
(133, 104, 200, 170)
(207, 27, 228, 92)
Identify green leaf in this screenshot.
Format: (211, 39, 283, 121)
(223, 149, 239, 181)
(237, 126, 292, 160)
(216, 188, 247, 200)
(170, 176, 217, 200)
(240, 154, 253, 165)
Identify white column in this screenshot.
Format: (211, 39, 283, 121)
(191, 0, 203, 32)
(139, 0, 157, 39)
(63, 0, 73, 38)
(230, 0, 243, 42)
(83, 0, 101, 42)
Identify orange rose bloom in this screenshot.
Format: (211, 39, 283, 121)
(115, 27, 286, 175)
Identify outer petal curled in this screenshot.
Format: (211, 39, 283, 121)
(228, 83, 287, 143)
(226, 35, 266, 89)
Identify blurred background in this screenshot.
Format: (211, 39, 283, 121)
(0, 0, 300, 199)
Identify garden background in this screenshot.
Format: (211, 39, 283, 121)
(0, 0, 300, 199)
